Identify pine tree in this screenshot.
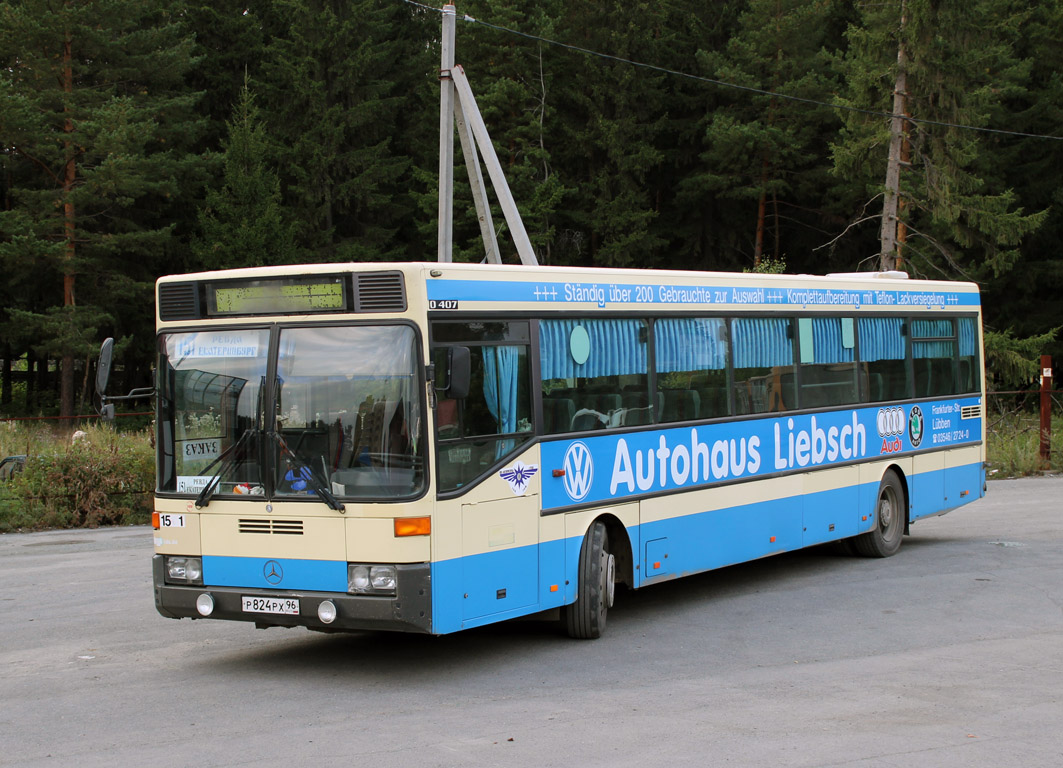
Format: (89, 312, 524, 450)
(261, 0, 436, 262)
(0, 0, 203, 417)
(833, 0, 1045, 279)
(695, 0, 841, 271)
(194, 81, 296, 269)
(979, 0, 1063, 360)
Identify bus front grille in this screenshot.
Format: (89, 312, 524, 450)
(238, 518, 304, 535)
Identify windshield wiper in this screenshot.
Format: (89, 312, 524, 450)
(269, 431, 346, 513)
(194, 428, 256, 509)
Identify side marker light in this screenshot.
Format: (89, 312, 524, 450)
(394, 517, 431, 537)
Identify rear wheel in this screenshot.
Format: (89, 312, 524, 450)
(564, 521, 615, 639)
(853, 470, 905, 557)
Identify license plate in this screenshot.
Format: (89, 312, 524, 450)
(241, 596, 299, 615)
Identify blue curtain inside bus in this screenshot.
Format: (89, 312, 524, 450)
(858, 317, 906, 362)
(958, 317, 977, 357)
(807, 317, 856, 364)
(655, 318, 727, 372)
(482, 345, 519, 456)
(539, 319, 648, 380)
(732, 317, 793, 369)
(912, 318, 955, 359)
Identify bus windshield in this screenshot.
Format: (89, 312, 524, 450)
(158, 325, 425, 501)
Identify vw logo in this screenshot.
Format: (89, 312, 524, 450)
(562, 441, 594, 501)
(263, 560, 284, 585)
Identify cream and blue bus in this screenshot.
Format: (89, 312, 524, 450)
(143, 262, 985, 638)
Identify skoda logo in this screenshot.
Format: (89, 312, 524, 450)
(263, 560, 284, 585)
(563, 441, 594, 501)
(908, 406, 924, 448)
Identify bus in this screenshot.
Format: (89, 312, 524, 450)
(138, 262, 985, 639)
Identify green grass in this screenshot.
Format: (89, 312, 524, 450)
(0, 409, 1057, 532)
(0, 422, 154, 533)
(985, 409, 1062, 478)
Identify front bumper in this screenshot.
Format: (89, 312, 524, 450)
(152, 555, 432, 633)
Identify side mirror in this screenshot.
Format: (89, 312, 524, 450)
(445, 346, 471, 400)
(96, 337, 114, 397)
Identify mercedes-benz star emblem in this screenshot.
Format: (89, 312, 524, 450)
(263, 560, 283, 585)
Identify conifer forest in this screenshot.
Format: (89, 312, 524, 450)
(2, 0, 1061, 418)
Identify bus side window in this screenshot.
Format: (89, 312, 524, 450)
(957, 317, 981, 394)
(539, 318, 649, 432)
(430, 321, 532, 492)
(732, 317, 795, 415)
(859, 317, 909, 402)
(912, 318, 957, 397)
(797, 317, 859, 408)
(655, 317, 729, 421)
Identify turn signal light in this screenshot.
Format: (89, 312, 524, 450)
(152, 512, 160, 530)
(394, 516, 431, 537)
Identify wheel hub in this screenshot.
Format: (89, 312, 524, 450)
(879, 494, 893, 530)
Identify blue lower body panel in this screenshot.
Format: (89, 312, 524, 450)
(430, 460, 986, 633)
(203, 555, 347, 592)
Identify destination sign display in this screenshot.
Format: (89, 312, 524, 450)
(206, 277, 346, 316)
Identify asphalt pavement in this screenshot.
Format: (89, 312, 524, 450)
(1, 477, 1062, 767)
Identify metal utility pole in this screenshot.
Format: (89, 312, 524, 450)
(880, 0, 909, 273)
(437, 5, 455, 263)
(437, 4, 538, 266)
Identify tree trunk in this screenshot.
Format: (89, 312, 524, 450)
(60, 24, 77, 419)
(880, 0, 908, 272)
(753, 186, 767, 269)
(25, 352, 35, 411)
(1, 343, 10, 408)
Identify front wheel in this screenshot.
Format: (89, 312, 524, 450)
(563, 521, 615, 639)
(853, 470, 905, 557)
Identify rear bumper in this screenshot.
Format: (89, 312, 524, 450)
(152, 555, 433, 633)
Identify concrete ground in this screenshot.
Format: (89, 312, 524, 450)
(1, 477, 1061, 766)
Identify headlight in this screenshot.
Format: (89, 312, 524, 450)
(370, 566, 397, 591)
(347, 563, 397, 595)
(348, 565, 370, 592)
(165, 556, 204, 586)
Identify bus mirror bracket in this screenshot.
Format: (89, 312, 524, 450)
(445, 346, 471, 400)
(95, 336, 156, 421)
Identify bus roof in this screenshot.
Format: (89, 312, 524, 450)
(156, 262, 980, 326)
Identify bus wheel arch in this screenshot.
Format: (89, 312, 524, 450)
(854, 467, 907, 558)
(598, 514, 634, 588)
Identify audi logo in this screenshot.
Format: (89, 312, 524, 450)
(877, 407, 906, 437)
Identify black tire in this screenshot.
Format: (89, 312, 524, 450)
(853, 470, 905, 558)
(563, 521, 615, 639)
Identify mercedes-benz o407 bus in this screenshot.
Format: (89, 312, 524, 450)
(145, 263, 985, 638)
